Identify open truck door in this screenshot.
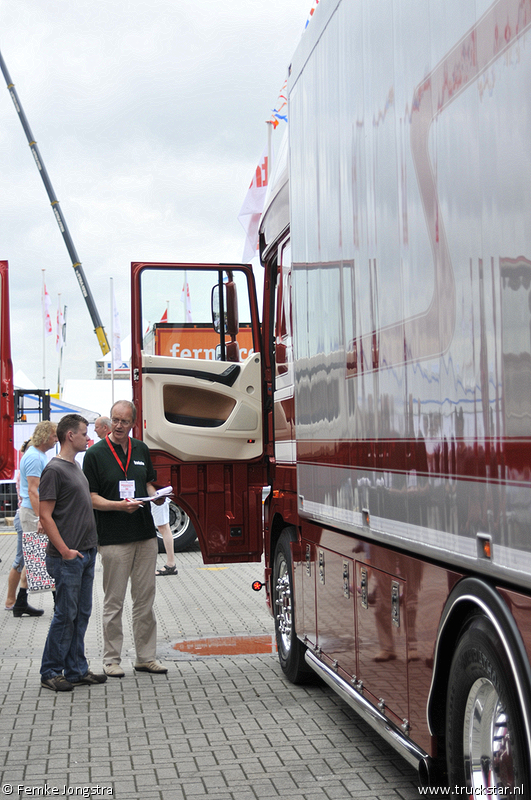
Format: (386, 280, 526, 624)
(131, 262, 266, 564)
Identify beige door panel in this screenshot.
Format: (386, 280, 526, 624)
(142, 352, 262, 462)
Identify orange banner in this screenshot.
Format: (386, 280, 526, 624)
(153, 325, 254, 361)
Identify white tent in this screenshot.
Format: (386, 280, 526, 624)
(13, 369, 38, 390)
(62, 379, 132, 417)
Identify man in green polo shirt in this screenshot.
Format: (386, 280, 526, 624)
(83, 400, 168, 678)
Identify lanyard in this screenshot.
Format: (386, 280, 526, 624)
(105, 435, 131, 478)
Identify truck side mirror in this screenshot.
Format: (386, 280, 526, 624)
(211, 285, 222, 333)
(211, 280, 239, 335)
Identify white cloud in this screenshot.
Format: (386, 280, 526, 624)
(0, 0, 307, 390)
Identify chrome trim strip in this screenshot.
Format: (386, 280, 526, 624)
(305, 650, 431, 774)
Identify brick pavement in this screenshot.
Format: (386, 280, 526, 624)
(0, 527, 421, 799)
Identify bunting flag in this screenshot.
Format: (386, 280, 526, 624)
(56, 297, 65, 352)
(180, 276, 193, 322)
(267, 79, 288, 129)
(266, 4, 319, 130)
(238, 146, 269, 262)
(112, 287, 122, 365)
(43, 283, 52, 337)
(160, 307, 168, 323)
(305, 0, 320, 28)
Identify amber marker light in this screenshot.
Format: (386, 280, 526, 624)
(477, 532, 492, 560)
(252, 580, 264, 592)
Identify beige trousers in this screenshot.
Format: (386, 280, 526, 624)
(99, 537, 158, 665)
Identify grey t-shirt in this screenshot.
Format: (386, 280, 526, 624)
(39, 457, 98, 557)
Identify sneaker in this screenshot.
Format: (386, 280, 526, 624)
(134, 660, 168, 674)
(41, 675, 74, 692)
(71, 671, 108, 686)
(103, 663, 125, 678)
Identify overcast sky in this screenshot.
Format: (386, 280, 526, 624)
(0, 0, 310, 393)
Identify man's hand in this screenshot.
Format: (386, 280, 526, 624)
(122, 498, 144, 513)
(63, 549, 84, 560)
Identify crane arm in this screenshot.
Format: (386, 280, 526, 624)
(0, 50, 110, 356)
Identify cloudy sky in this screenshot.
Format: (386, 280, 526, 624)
(0, 0, 311, 393)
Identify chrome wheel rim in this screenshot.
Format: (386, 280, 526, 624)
(168, 502, 190, 541)
(275, 557, 292, 654)
(464, 677, 514, 790)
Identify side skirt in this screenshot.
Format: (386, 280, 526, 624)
(305, 650, 435, 788)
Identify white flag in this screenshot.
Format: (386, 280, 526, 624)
(43, 284, 52, 337)
(238, 147, 268, 262)
(180, 276, 193, 323)
(56, 297, 64, 352)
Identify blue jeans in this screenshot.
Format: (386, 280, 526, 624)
(40, 548, 96, 683)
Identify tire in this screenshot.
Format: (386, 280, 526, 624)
(156, 501, 197, 553)
(446, 613, 530, 797)
(273, 528, 314, 684)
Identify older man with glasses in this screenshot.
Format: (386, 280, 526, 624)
(82, 400, 167, 677)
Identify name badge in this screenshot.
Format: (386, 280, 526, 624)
(119, 480, 136, 499)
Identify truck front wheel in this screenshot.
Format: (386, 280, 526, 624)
(273, 528, 313, 684)
(446, 613, 530, 797)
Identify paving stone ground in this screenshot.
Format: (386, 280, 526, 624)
(0, 526, 422, 799)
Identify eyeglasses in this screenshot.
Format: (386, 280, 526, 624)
(111, 418, 133, 426)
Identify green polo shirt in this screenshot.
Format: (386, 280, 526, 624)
(82, 436, 157, 546)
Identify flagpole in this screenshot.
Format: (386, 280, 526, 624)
(59, 305, 67, 398)
(56, 293, 61, 395)
(110, 277, 115, 406)
(42, 269, 46, 387)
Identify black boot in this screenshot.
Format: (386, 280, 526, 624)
(12, 588, 44, 617)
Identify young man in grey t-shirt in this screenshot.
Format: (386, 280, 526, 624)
(39, 414, 106, 692)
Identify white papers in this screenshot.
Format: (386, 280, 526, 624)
(134, 486, 173, 502)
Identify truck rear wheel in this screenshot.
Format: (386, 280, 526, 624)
(156, 501, 197, 553)
(446, 614, 529, 797)
(273, 528, 313, 684)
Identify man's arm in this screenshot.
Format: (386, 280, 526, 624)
(39, 499, 82, 560)
(27, 475, 44, 533)
(90, 493, 144, 513)
(27, 475, 40, 516)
